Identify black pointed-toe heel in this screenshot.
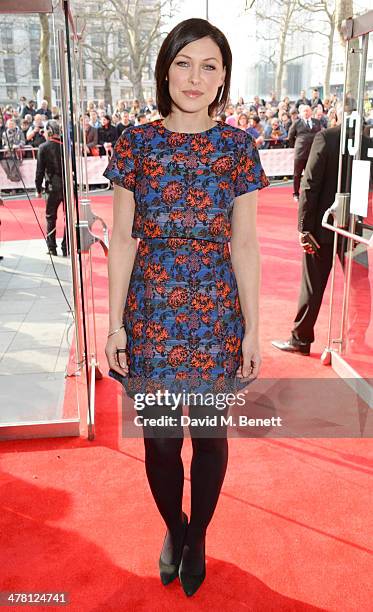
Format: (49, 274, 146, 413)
(178, 540, 206, 597)
(159, 512, 188, 586)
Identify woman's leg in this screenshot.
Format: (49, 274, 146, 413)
(183, 404, 229, 573)
(142, 401, 185, 564)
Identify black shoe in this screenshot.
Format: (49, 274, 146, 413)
(46, 248, 58, 256)
(61, 249, 68, 257)
(271, 337, 310, 355)
(159, 512, 188, 586)
(179, 539, 206, 597)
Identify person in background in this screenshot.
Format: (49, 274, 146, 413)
(314, 107, 328, 129)
(322, 98, 331, 113)
(225, 104, 238, 127)
(327, 108, 338, 127)
(18, 96, 27, 115)
(263, 117, 287, 148)
(36, 99, 52, 119)
(97, 99, 107, 113)
(272, 110, 371, 355)
(249, 95, 262, 113)
(290, 108, 299, 124)
(257, 107, 267, 128)
(3, 105, 13, 123)
(282, 96, 291, 113)
(20, 99, 36, 119)
(89, 110, 101, 129)
(288, 104, 321, 202)
(142, 97, 158, 113)
(115, 99, 127, 115)
(136, 113, 148, 126)
(86, 100, 96, 114)
(116, 110, 134, 138)
(82, 115, 99, 155)
(295, 89, 311, 110)
(23, 113, 34, 126)
(310, 88, 324, 111)
(130, 99, 141, 117)
(12, 109, 21, 125)
(26, 114, 46, 149)
(247, 115, 265, 148)
(280, 112, 291, 134)
(237, 113, 250, 131)
(98, 114, 117, 156)
(35, 120, 68, 257)
(265, 108, 274, 124)
(2, 118, 25, 153)
(51, 106, 60, 120)
(267, 91, 279, 107)
(20, 118, 31, 146)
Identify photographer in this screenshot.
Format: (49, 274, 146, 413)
(1, 118, 25, 181)
(35, 121, 68, 257)
(26, 114, 46, 149)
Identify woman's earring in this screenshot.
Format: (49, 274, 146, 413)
(218, 85, 224, 103)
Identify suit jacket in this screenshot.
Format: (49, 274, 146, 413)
(298, 126, 341, 244)
(85, 126, 98, 149)
(288, 118, 322, 159)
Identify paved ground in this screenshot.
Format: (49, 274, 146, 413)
(0, 239, 74, 424)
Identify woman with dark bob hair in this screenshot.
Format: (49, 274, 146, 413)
(104, 18, 269, 597)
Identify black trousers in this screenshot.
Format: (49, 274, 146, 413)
(46, 190, 68, 252)
(293, 157, 308, 196)
(292, 238, 371, 344)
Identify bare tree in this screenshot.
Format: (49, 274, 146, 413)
(297, 1, 335, 97)
(39, 14, 52, 104)
(75, 0, 167, 107)
(107, 0, 164, 103)
(335, 0, 359, 99)
(255, 0, 324, 97)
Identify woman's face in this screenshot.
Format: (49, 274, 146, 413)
(167, 36, 226, 115)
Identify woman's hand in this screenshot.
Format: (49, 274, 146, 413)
(105, 327, 129, 377)
(236, 331, 261, 394)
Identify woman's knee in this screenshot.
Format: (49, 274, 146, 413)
(144, 436, 183, 463)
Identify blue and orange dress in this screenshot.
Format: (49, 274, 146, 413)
(103, 118, 269, 397)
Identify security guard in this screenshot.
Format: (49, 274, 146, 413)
(35, 120, 69, 256)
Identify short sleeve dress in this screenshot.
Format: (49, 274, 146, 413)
(103, 118, 269, 397)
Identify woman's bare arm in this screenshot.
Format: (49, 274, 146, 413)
(106, 184, 138, 375)
(230, 190, 261, 381)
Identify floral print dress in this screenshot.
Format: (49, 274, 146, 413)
(103, 118, 269, 396)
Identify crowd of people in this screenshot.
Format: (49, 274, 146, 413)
(0, 89, 343, 157)
(1, 88, 373, 167)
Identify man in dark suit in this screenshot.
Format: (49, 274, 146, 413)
(295, 89, 311, 110)
(310, 88, 324, 111)
(288, 105, 322, 202)
(271, 123, 371, 354)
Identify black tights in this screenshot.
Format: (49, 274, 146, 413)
(142, 403, 229, 571)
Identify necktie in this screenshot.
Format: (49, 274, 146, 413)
(308, 119, 312, 129)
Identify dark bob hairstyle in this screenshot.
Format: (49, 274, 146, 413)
(155, 18, 232, 119)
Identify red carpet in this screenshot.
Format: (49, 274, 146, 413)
(0, 189, 372, 610)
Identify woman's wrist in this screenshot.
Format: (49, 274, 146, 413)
(107, 324, 125, 338)
(243, 326, 259, 340)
